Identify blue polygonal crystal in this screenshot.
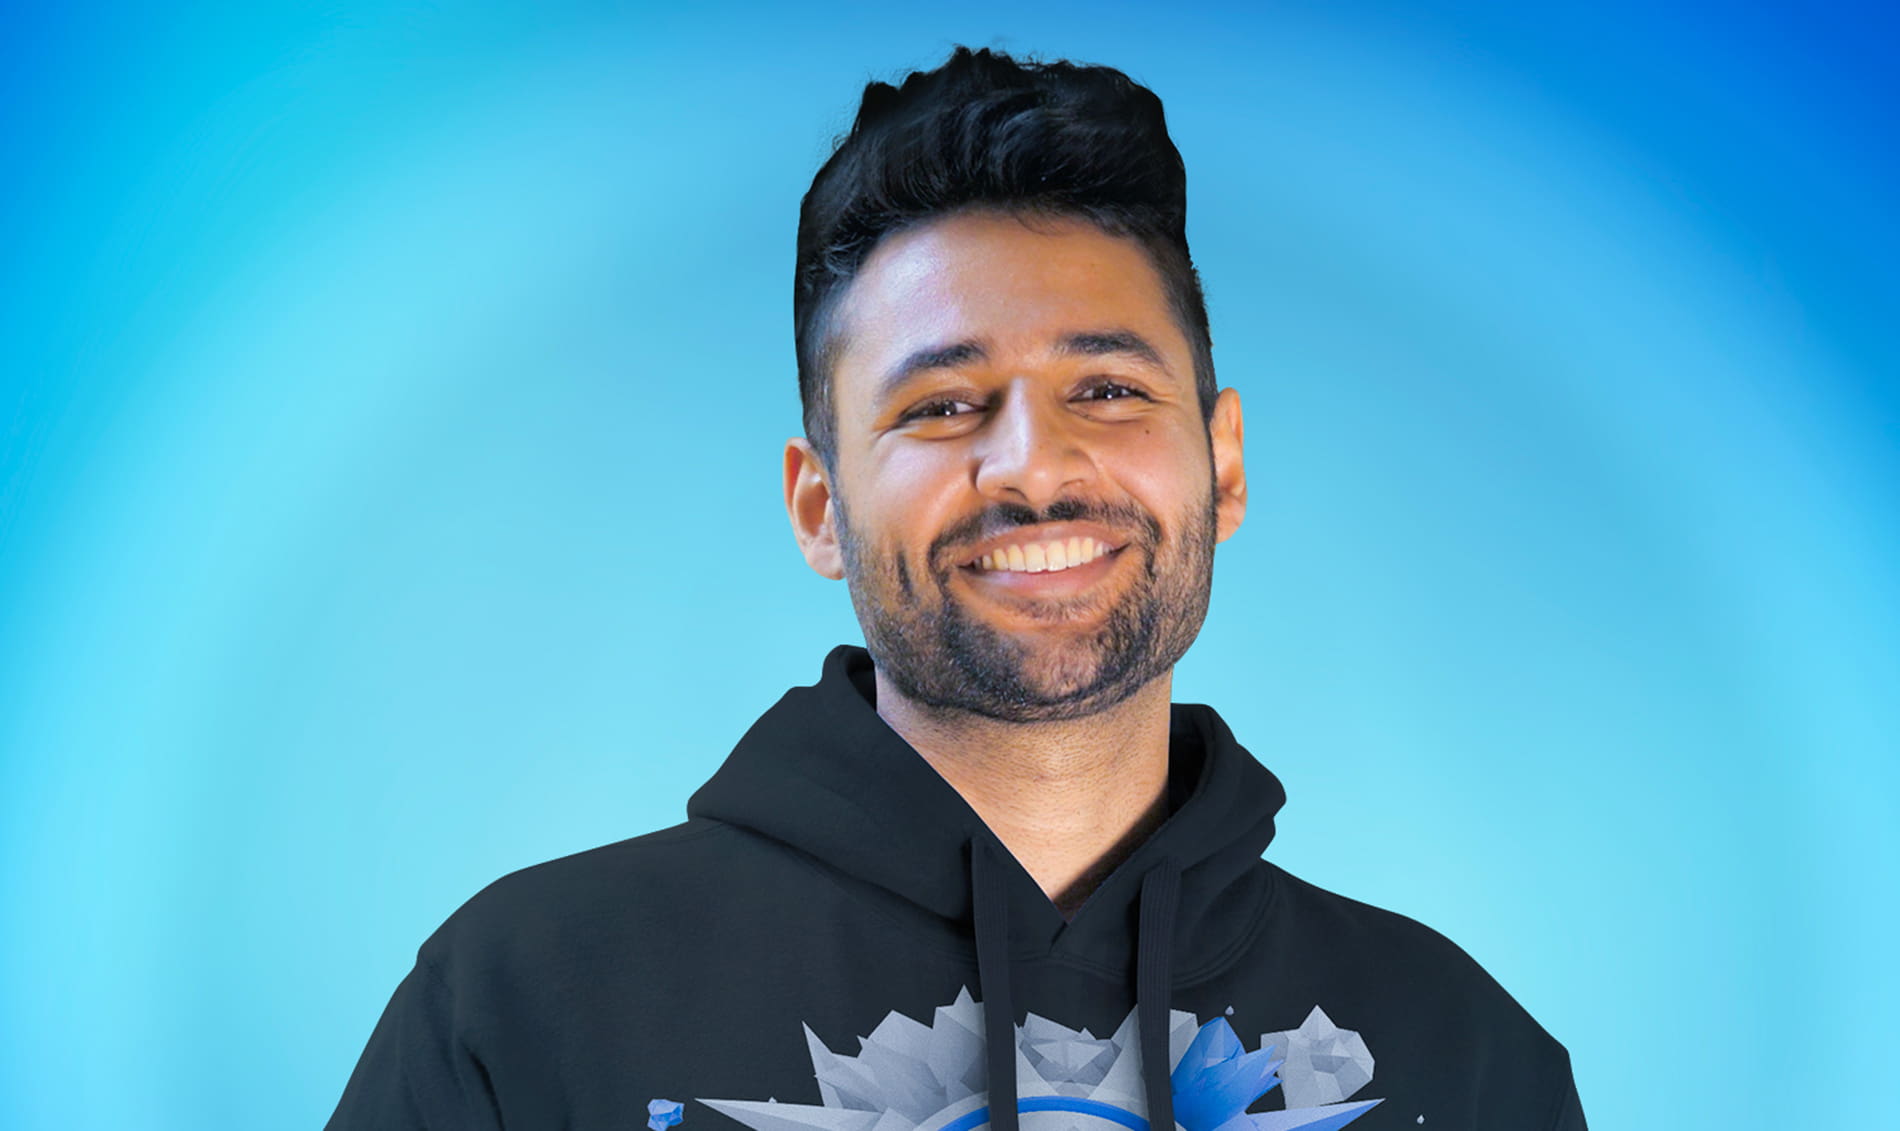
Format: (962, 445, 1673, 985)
(649, 1098, 685, 1131)
(1170, 1018, 1284, 1131)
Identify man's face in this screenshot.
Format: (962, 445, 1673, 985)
(784, 209, 1246, 722)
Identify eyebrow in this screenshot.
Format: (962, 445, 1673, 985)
(874, 329, 1173, 409)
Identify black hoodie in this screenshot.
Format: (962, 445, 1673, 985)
(327, 645, 1586, 1130)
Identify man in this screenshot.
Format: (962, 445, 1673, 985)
(328, 46, 1586, 1130)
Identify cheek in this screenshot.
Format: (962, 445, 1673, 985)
(861, 449, 968, 542)
(876, 443, 959, 489)
(1116, 443, 1213, 538)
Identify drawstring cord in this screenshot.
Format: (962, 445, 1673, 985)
(972, 838, 1018, 1131)
(1136, 859, 1181, 1131)
(972, 837, 1183, 1131)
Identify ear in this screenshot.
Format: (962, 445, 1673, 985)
(784, 437, 845, 580)
(1209, 387, 1247, 543)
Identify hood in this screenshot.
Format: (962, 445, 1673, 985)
(687, 644, 1289, 1131)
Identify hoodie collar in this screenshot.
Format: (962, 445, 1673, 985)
(690, 644, 1285, 1131)
(686, 644, 1286, 976)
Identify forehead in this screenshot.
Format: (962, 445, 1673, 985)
(827, 210, 1184, 404)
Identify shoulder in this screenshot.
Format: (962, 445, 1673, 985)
(1267, 862, 1496, 973)
(1260, 861, 1571, 1051)
(414, 818, 756, 981)
(1258, 862, 1579, 1113)
(1264, 862, 1482, 966)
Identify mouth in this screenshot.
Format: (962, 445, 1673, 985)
(954, 537, 1130, 600)
(958, 532, 1127, 571)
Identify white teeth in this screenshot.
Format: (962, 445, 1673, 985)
(974, 538, 1112, 573)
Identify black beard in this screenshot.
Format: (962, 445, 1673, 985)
(835, 486, 1219, 724)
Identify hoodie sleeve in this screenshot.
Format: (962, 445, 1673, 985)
(1542, 1061, 1588, 1131)
(325, 957, 504, 1130)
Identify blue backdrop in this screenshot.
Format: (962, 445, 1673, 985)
(2, 2, 1895, 1127)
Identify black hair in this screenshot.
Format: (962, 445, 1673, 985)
(794, 46, 1216, 473)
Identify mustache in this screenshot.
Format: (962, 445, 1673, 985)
(931, 497, 1160, 565)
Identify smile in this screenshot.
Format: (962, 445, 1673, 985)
(966, 536, 1116, 574)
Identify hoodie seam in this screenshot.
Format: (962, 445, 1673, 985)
(710, 819, 1276, 984)
(1183, 862, 1278, 985)
(716, 819, 990, 963)
(695, 740, 986, 892)
(1042, 863, 1276, 987)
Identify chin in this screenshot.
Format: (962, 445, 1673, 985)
(1003, 648, 1135, 705)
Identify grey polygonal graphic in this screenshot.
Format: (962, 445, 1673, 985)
(702, 988, 1380, 1131)
(704, 986, 1201, 1131)
(1259, 1007, 1374, 1109)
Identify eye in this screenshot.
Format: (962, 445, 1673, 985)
(899, 397, 980, 422)
(1077, 380, 1151, 403)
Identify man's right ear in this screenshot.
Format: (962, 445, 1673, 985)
(783, 437, 845, 580)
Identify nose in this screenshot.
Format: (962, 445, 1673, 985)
(970, 378, 1095, 509)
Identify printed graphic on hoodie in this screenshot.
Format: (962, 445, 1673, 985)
(694, 988, 1383, 1131)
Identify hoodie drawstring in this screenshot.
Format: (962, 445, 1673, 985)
(972, 838, 1183, 1131)
(972, 838, 1018, 1131)
(1136, 859, 1181, 1131)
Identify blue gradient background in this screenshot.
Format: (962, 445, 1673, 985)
(2, 2, 1895, 1127)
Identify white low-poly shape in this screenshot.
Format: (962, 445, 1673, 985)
(1259, 1007, 1375, 1109)
(702, 988, 1379, 1131)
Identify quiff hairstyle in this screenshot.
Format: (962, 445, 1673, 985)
(793, 46, 1217, 473)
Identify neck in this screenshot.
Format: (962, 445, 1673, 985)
(873, 668, 1175, 920)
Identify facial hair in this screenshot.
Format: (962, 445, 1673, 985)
(834, 477, 1220, 724)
